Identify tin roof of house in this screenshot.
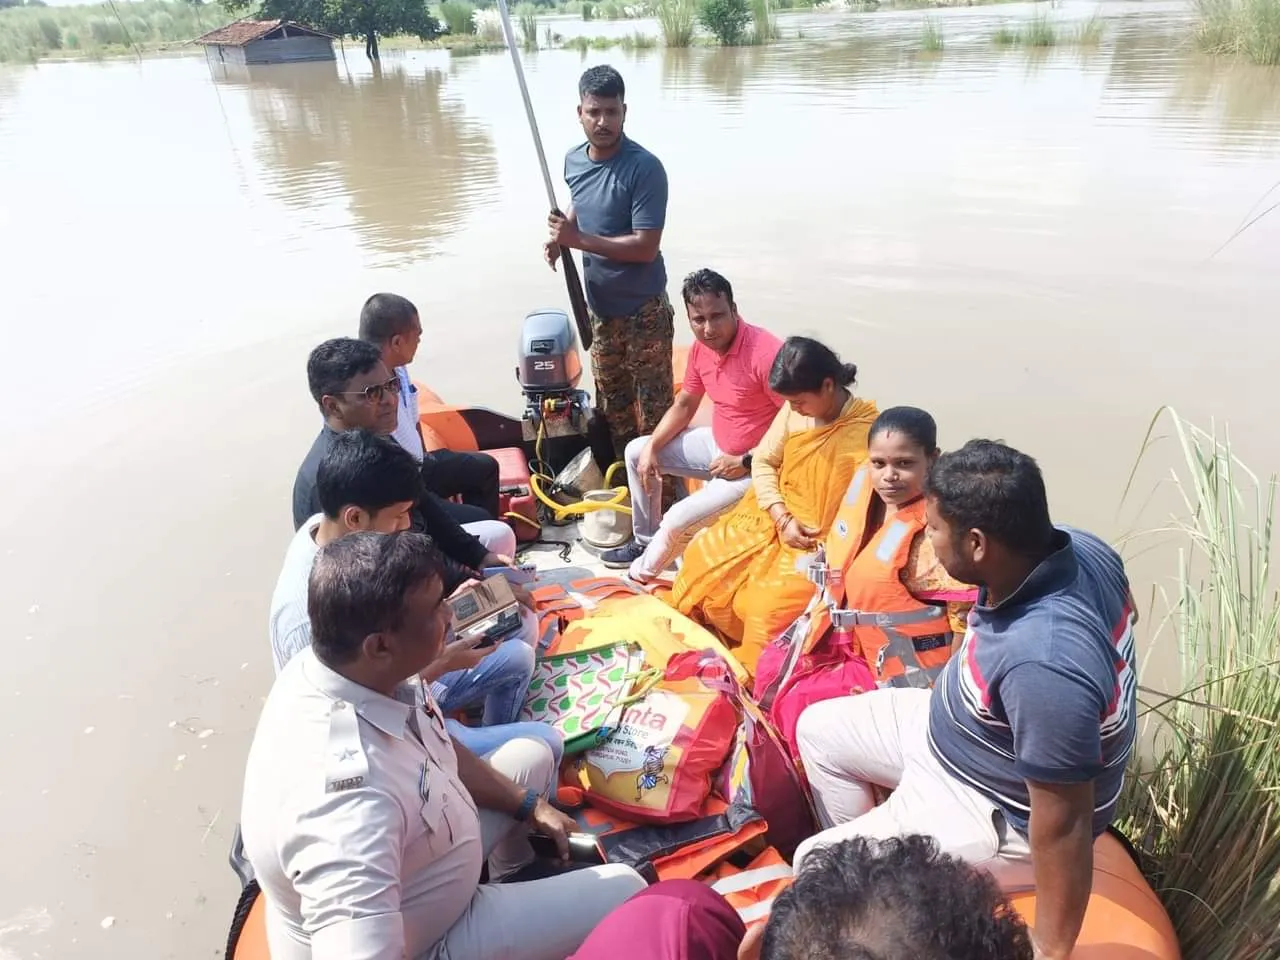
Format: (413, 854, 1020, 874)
(192, 19, 335, 46)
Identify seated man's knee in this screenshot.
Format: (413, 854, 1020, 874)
(497, 636, 536, 679)
(478, 452, 499, 480)
(794, 699, 838, 762)
(502, 736, 557, 790)
(624, 434, 649, 467)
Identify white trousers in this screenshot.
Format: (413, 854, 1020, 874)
(793, 689, 1034, 891)
(425, 738, 647, 960)
(462, 520, 517, 560)
(623, 428, 751, 581)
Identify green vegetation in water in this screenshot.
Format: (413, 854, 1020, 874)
(1073, 11, 1104, 45)
(439, 0, 477, 35)
(698, 0, 750, 44)
(748, 0, 778, 43)
(1195, 0, 1280, 65)
(988, 12, 1105, 48)
(563, 29, 656, 50)
(1115, 408, 1280, 959)
(516, 2, 539, 48)
(991, 22, 1018, 45)
(1022, 11, 1057, 46)
(0, 0, 232, 63)
(919, 15, 943, 50)
(656, 0, 697, 45)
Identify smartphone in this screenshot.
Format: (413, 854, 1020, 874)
(528, 831, 607, 865)
(483, 564, 537, 586)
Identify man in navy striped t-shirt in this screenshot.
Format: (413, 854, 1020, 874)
(793, 439, 1137, 960)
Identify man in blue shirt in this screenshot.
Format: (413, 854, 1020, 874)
(544, 64, 674, 461)
(792, 439, 1138, 960)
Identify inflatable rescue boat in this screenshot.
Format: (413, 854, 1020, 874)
(221, 309, 1180, 959)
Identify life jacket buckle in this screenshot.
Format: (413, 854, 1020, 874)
(805, 546, 829, 588)
(830, 609, 858, 629)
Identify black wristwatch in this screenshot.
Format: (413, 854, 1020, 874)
(741, 453, 753, 470)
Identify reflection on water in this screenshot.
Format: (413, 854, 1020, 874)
(234, 59, 499, 267)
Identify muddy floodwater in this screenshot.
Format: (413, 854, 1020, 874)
(0, 1, 1277, 955)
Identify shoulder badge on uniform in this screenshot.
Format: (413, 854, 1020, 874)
(326, 699, 369, 793)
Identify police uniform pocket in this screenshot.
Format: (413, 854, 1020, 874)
(418, 762, 449, 843)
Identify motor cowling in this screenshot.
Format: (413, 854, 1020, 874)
(517, 308, 583, 393)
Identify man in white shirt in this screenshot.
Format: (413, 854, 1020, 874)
(243, 530, 646, 959)
(272, 428, 562, 762)
(359, 292, 503, 525)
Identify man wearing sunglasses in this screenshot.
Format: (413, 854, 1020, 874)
(292, 338, 516, 567)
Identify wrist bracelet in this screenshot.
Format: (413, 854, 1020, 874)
(515, 787, 539, 822)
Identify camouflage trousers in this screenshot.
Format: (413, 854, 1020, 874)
(590, 292, 676, 462)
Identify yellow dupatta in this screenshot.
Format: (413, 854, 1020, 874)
(668, 396, 880, 677)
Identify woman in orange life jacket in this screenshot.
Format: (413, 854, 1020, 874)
(827, 406, 977, 685)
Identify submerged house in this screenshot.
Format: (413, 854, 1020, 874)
(193, 19, 336, 67)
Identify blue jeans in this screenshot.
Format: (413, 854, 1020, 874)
(433, 631, 535, 727)
(432, 610, 565, 766)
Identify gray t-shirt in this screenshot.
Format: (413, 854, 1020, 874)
(927, 526, 1138, 838)
(564, 136, 668, 318)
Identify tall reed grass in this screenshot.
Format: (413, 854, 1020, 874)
(919, 15, 943, 50)
(1195, 0, 1280, 65)
(440, 0, 477, 34)
(749, 0, 778, 43)
(0, 0, 228, 63)
(1116, 408, 1280, 959)
(656, 0, 697, 46)
(1022, 11, 1056, 46)
(516, 2, 538, 48)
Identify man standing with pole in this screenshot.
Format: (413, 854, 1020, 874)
(543, 65, 674, 464)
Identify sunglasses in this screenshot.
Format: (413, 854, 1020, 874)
(335, 376, 402, 403)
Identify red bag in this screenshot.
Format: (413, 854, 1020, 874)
(755, 612, 876, 763)
(576, 650, 739, 824)
(671, 652, 817, 858)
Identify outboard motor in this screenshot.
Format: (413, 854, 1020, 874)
(516, 308, 591, 441)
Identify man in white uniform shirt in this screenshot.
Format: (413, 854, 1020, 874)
(241, 531, 646, 960)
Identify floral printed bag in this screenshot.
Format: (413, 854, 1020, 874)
(519, 641, 659, 755)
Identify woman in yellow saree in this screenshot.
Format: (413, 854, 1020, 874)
(668, 336, 879, 677)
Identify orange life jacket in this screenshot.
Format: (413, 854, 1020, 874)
(707, 847, 793, 931)
(530, 577, 646, 651)
(814, 466, 955, 688)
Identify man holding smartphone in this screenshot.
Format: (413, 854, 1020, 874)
(243, 531, 647, 960)
(273, 428, 560, 762)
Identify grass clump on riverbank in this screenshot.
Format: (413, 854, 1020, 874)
(1195, 0, 1280, 65)
(0, 0, 229, 63)
(1116, 408, 1280, 959)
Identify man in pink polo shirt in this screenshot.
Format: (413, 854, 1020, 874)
(601, 268, 783, 582)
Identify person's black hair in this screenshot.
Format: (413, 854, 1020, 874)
(869, 406, 938, 453)
(681, 268, 735, 308)
(307, 531, 446, 666)
(317, 430, 425, 520)
(307, 338, 384, 411)
(768, 336, 857, 395)
(924, 438, 1054, 556)
(579, 64, 625, 100)
(761, 836, 1034, 960)
(358, 293, 419, 346)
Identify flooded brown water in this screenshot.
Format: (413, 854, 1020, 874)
(0, 2, 1277, 956)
